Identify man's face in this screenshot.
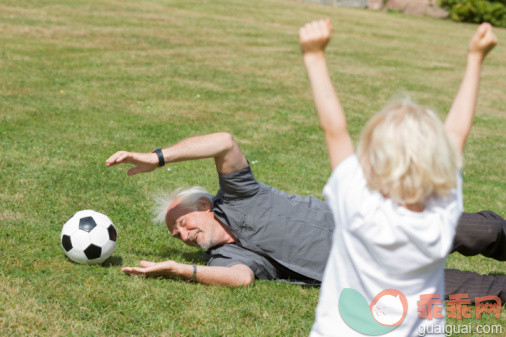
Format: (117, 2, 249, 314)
(165, 198, 221, 249)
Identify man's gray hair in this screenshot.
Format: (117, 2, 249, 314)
(152, 186, 214, 225)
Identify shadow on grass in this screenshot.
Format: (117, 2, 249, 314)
(130, 247, 207, 264)
(490, 272, 505, 276)
(181, 251, 207, 264)
(101, 255, 123, 267)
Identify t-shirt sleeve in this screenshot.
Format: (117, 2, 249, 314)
(205, 244, 278, 280)
(217, 165, 261, 200)
(322, 155, 370, 229)
(426, 170, 464, 239)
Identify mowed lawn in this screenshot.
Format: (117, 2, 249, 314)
(0, 0, 504, 336)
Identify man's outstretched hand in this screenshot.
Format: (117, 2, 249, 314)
(122, 260, 255, 286)
(122, 260, 180, 278)
(106, 151, 159, 176)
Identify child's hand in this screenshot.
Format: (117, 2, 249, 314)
(469, 22, 498, 59)
(299, 19, 333, 55)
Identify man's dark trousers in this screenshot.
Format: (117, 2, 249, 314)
(446, 211, 506, 303)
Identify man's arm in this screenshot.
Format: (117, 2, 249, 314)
(121, 260, 255, 287)
(300, 19, 354, 170)
(444, 23, 497, 153)
(106, 132, 249, 175)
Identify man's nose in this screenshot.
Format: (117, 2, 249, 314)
(178, 228, 190, 242)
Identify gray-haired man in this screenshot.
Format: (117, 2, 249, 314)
(106, 132, 506, 301)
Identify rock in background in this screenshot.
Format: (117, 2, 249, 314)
(378, 0, 448, 18)
(305, 0, 449, 18)
(305, 0, 369, 8)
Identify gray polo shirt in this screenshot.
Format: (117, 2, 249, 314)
(206, 165, 334, 283)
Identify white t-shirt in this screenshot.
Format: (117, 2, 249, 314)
(310, 155, 462, 337)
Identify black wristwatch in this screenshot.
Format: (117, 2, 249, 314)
(152, 147, 165, 167)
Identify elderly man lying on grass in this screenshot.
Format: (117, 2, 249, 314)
(106, 132, 506, 302)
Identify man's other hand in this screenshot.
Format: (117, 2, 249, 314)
(106, 151, 159, 176)
(121, 260, 179, 278)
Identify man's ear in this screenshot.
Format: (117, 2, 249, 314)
(196, 197, 212, 211)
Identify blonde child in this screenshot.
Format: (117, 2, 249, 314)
(299, 20, 497, 336)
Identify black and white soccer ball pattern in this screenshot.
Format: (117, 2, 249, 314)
(61, 210, 117, 264)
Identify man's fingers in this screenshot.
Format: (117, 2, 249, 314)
(137, 265, 164, 277)
(105, 152, 122, 166)
(121, 267, 145, 277)
(121, 265, 160, 277)
(140, 261, 157, 268)
(122, 261, 175, 279)
(106, 151, 130, 166)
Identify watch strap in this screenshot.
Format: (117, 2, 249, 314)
(152, 147, 165, 167)
(191, 264, 197, 282)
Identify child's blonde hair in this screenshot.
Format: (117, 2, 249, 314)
(357, 98, 462, 205)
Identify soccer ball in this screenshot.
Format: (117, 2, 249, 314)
(61, 210, 117, 265)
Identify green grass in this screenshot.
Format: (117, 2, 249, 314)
(0, 0, 505, 336)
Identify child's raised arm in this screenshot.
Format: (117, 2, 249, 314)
(300, 19, 354, 170)
(444, 23, 497, 154)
